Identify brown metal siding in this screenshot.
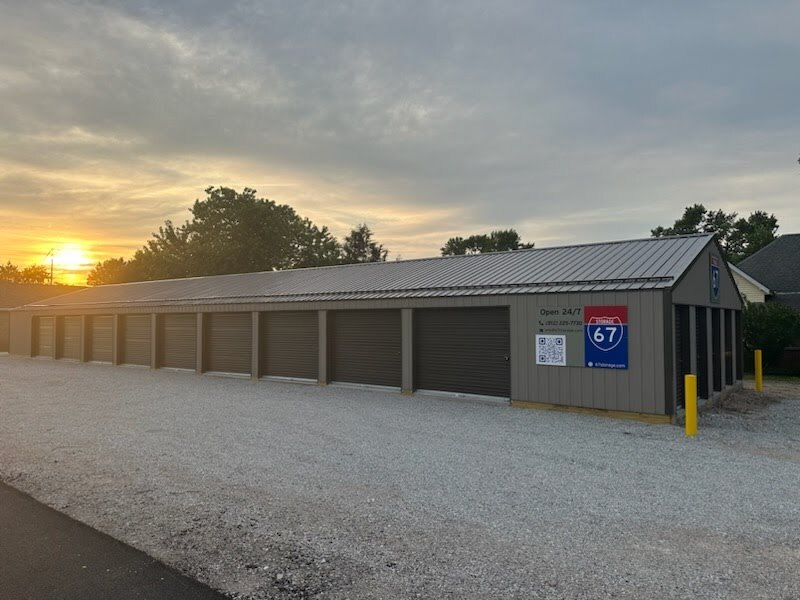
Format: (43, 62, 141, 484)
(204, 312, 252, 374)
(88, 315, 113, 362)
(0, 312, 9, 352)
(34, 316, 54, 357)
(330, 309, 401, 387)
(57, 316, 81, 360)
(120, 314, 151, 366)
(260, 311, 318, 380)
(671, 243, 742, 310)
(414, 307, 510, 397)
(157, 313, 197, 370)
(518, 291, 667, 415)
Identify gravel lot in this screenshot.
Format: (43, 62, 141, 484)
(1, 356, 799, 599)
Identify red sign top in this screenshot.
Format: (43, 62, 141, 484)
(584, 305, 628, 325)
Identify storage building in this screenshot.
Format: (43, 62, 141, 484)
(6, 234, 743, 421)
(0, 281, 84, 354)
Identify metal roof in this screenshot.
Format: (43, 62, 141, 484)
(23, 234, 715, 310)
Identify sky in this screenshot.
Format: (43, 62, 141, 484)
(1, 1, 798, 284)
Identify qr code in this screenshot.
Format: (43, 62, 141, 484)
(536, 334, 566, 366)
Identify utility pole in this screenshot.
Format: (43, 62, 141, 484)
(44, 248, 54, 285)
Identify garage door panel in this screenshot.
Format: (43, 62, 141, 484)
(34, 316, 54, 357)
(88, 315, 113, 363)
(205, 313, 251, 375)
(158, 313, 197, 370)
(415, 307, 510, 398)
(330, 310, 401, 387)
(120, 314, 151, 366)
(260, 311, 318, 379)
(57, 316, 82, 360)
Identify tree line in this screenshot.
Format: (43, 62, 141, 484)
(0, 262, 50, 285)
(87, 187, 537, 286)
(651, 204, 778, 264)
(87, 187, 389, 285)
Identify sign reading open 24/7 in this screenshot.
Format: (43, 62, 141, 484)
(584, 305, 628, 369)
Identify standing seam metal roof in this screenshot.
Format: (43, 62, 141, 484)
(23, 234, 715, 309)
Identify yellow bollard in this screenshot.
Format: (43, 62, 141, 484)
(754, 349, 763, 392)
(685, 374, 697, 437)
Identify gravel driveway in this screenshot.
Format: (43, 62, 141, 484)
(1, 356, 798, 599)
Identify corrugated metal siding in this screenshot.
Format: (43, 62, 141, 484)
(260, 311, 318, 380)
(414, 307, 510, 397)
(88, 315, 113, 362)
(57, 316, 81, 360)
(0, 312, 9, 352)
(517, 290, 667, 415)
(330, 310, 401, 387)
(204, 312, 252, 374)
(23, 234, 714, 310)
(672, 244, 743, 310)
(157, 313, 196, 370)
(34, 316, 54, 357)
(120, 314, 151, 366)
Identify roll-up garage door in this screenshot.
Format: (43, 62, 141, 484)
(330, 310, 401, 387)
(34, 316, 54, 357)
(158, 313, 197, 370)
(0, 312, 9, 353)
(414, 307, 510, 398)
(204, 312, 251, 375)
(120, 314, 151, 366)
(260, 311, 318, 380)
(57, 316, 82, 360)
(88, 315, 113, 363)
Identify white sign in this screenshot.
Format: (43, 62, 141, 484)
(536, 334, 566, 366)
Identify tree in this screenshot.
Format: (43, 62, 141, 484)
(743, 301, 800, 370)
(86, 258, 133, 286)
(109, 187, 347, 282)
(340, 224, 388, 264)
(441, 229, 534, 256)
(18, 265, 50, 284)
(726, 211, 779, 264)
(0, 261, 20, 282)
(651, 204, 778, 263)
(0, 261, 49, 284)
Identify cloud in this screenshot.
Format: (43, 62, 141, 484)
(1, 0, 799, 274)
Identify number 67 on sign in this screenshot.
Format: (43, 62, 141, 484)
(584, 306, 628, 369)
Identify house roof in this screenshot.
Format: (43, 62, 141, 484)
(737, 234, 800, 293)
(774, 293, 800, 313)
(0, 281, 84, 309)
(21, 234, 715, 310)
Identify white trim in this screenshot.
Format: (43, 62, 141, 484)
(729, 264, 771, 295)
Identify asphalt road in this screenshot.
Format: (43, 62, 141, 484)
(0, 481, 227, 600)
